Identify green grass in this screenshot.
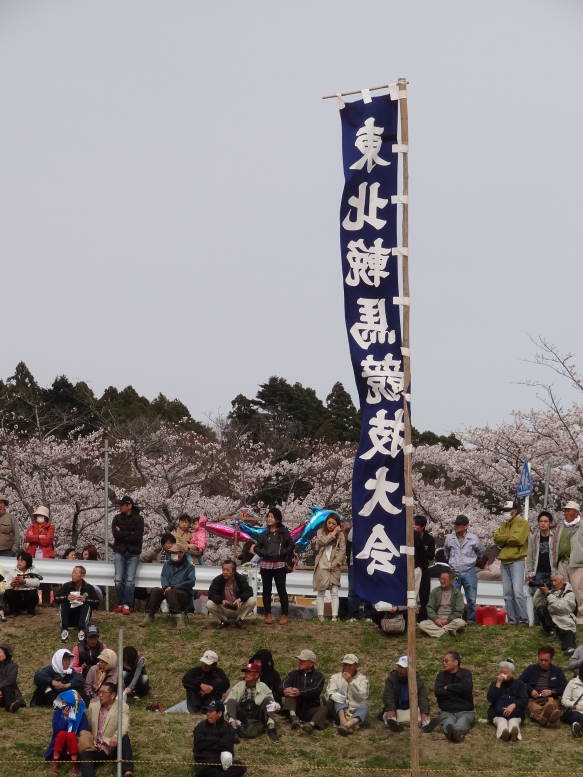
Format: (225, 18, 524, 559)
(0, 609, 581, 776)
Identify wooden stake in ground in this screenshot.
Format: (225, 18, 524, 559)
(397, 76, 421, 777)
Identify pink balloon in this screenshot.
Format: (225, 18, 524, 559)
(205, 522, 252, 543)
(290, 522, 307, 540)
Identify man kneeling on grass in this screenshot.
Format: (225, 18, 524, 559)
(140, 545, 195, 630)
(207, 560, 256, 630)
(225, 662, 280, 742)
(325, 653, 369, 736)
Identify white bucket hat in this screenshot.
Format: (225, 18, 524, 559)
(564, 501, 581, 512)
(33, 505, 49, 519)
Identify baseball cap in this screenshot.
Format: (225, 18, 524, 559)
(241, 662, 261, 674)
(341, 653, 359, 665)
(502, 500, 518, 512)
(200, 650, 219, 665)
(86, 625, 100, 637)
(396, 656, 408, 668)
(295, 649, 317, 662)
(118, 496, 134, 506)
(205, 700, 225, 712)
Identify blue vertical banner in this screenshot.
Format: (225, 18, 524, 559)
(339, 94, 407, 606)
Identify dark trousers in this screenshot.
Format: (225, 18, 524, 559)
(0, 550, 14, 557)
(4, 588, 37, 615)
(147, 586, 190, 614)
(418, 568, 431, 621)
(347, 565, 374, 619)
(194, 761, 246, 777)
(59, 602, 92, 631)
(282, 697, 328, 728)
(260, 567, 288, 616)
(562, 709, 583, 726)
(79, 735, 133, 777)
(0, 683, 24, 709)
(535, 605, 577, 651)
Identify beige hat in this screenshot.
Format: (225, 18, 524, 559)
(97, 649, 117, 668)
(200, 650, 219, 665)
(341, 653, 359, 665)
(564, 501, 581, 512)
(168, 544, 182, 553)
(295, 649, 317, 663)
(33, 505, 49, 519)
(0, 495, 9, 505)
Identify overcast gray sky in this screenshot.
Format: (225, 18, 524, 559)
(1, 0, 582, 434)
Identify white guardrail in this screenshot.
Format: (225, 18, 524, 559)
(30, 559, 507, 606)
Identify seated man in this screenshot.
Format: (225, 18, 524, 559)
(533, 573, 577, 655)
(325, 653, 369, 736)
(382, 655, 431, 731)
(139, 532, 176, 564)
(434, 650, 475, 742)
(519, 646, 566, 727)
(72, 625, 107, 678)
(418, 571, 466, 638)
(79, 682, 134, 777)
(207, 560, 256, 629)
(55, 565, 100, 643)
(166, 649, 229, 714)
(31, 649, 86, 707)
(282, 649, 327, 733)
(140, 545, 195, 630)
(193, 700, 246, 777)
(225, 662, 280, 741)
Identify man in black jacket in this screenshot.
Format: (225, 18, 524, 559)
(55, 566, 100, 643)
(282, 649, 327, 733)
(207, 560, 256, 629)
(382, 655, 431, 731)
(518, 645, 566, 727)
(414, 516, 435, 621)
(166, 650, 229, 714)
(112, 496, 144, 614)
(193, 700, 246, 777)
(434, 650, 475, 742)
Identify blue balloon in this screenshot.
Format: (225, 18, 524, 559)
(293, 506, 344, 550)
(238, 522, 267, 542)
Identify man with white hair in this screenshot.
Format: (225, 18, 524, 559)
(557, 500, 581, 577)
(562, 501, 583, 623)
(533, 572, 577, 655)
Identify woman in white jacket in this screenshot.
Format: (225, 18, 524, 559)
(561, 664, 583, 737)
(325, 653, 369, 736)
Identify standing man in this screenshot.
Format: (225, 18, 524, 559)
(443, 515, 485, 625)
(526, 511, 558, 586)
(563, 501, 583, 624)
(413, 516, 435, 621)
(493, 500, 529, 626)
(112, 496, 144, 615)
(0, 496, 19, 557)
(557, 501, 581, 579)
(434, 650, 475, 742)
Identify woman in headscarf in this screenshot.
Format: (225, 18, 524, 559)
(122, 646, 150, 700)
(249, 649, 282, 703)
(30, 648, 86, 707)
(45, 689, 89, 773)
(84, 649, 118, 701)
(486, 658, 528, 741)
(0, 643, 25, 712)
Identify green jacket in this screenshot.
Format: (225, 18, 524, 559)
(558, 526, 572, 563)
(426, 586, 465, 622)
(493, 517, 529, 563)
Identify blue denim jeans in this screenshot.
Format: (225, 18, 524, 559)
(114, 553, 139, 608)
(501, 559, 528, 624)
(454, 569, 478, 623)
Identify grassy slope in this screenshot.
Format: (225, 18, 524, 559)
(0, 609, 581, 777)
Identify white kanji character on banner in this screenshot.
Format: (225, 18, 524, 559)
(359, 466, 401, 516)
(360, 408, 405, 460)
(345, 238, 391, 288)
(361, 353, 404, 403)
(342, 182, 388, 231)
(355, 523, 400, 575)
(350, 299, 396, 350)
(349, 117, 391, 173)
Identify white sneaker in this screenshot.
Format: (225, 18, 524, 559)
(60, 629, 69, 642)
(78, 630, 85, 641)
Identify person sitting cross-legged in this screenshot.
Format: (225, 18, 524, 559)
(140, 544, 195, 630)
(193, 700, 247, 777)
(533, 573, 577, 656)
(382, 656, 431, 732)
(418, 571, 466, 638)
(486, 659, 528, 741)
(282, 649, 327, 734)
(207, 560, 256, 629)
(166, 650, 229, 714)
(78, 682, 134, 777)
(434, 650, 475, 742)
(325, 653, 369, 736)
(31, 649, 86, 707)
(225, 662, 280, 741)
(561, 663, 583, 737)
(55, 566, 100, 643)
(519, 645, 566, 727)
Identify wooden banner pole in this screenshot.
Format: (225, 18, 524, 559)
(397, 76, 421, 777)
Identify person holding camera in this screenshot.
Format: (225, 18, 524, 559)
(533, 573, 577, 655)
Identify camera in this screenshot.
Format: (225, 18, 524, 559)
(528, 574, 551, 589)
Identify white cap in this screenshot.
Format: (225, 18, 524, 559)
(502, 501, 516, 512)
(564, 501, 581, 512)
(341, 653, 359, 665)
(396, 656, 408, 668)
(200, 650, 219, 665)
(295, 649, 317, 662)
